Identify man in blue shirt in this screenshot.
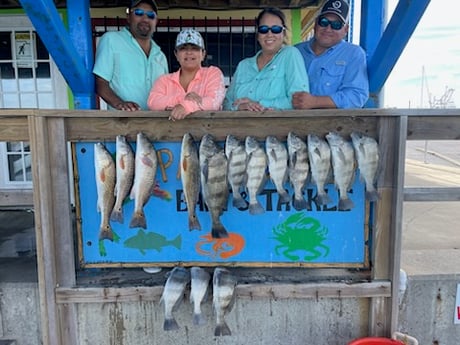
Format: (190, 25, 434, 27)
(93, 0, 168, 111)
(293, 0, 369, 109)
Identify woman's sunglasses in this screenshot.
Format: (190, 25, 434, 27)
(131, 8, 156, 20)
(257, 25, 285, 34)
(318, 17, 344, 30)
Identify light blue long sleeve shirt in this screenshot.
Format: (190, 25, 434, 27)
(93, 27, 168, 110)
(295, 39, 369, 109)
(223, 45, 310, 110)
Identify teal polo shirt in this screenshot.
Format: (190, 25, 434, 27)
(93, 27, 168, 110)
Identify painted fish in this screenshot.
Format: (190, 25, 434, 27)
(350, 131, 380, 201)
(326, 131, 356, 211)
(123, 229, 181, 255)
(190, 266, 211, 326)
(245, 136, 267, 215)
(180, 133, 201, 231)
(160, 267, 191, 331)
(129, 132, 158, 229)
(287, 132, 310, 211)
(266, 135, 290, 204)
(213, 267, 237, 336)
(94, 142, 116, 241)
(307, 134, 333, 206)
(110, 135, 135, 224)
(199, 134, 229, 238)
(225, 134, 248, 209)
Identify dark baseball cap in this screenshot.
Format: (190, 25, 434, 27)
(319, 0, 349, 23)
(130, 0, 158, 13)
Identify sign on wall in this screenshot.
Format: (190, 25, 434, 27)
(74, 139, 368, 268)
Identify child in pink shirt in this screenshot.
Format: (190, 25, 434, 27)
(147, 28, 226, 120)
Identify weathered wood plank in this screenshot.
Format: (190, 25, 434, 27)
(0, 117, 29, 141)
(0, 190, 33, 207)
(404, 187, 460, 201)
(55, 281, 391, 304)
(65, 116, 378, 142)
(407, 116, 460, 140)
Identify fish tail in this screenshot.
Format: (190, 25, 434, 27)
(212, 224, 229, 239)
(188, 214, 202, 231)
(214, 321, 232, 336)
(163, 317, 179, 331)
(170, 234, 182, 250)
(193, 312, 207, 326)
(365, 189, 379, 202)
(110, 208, 124, 224)
(248, 201, 264, 215)
(278, 190, 291, 204)
(129, 211, 146, 229)
(98, 226, 113, 241)
(232, 193, 248, 209)
(338, 197, 355, 211)
(315, 193, 332, 206)
(292, 196, 307, 211)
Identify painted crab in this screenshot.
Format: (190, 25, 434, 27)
(272, 213, 329, 261)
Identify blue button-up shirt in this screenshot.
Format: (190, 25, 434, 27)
(295, 39, 369, 108)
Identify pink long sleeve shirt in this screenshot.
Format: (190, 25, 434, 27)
(147, 66, 226, 115)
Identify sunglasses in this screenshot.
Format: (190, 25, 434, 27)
(131, 8, 156, 20)
(257, 25, 285, 34)
(318, 17, 344, 30)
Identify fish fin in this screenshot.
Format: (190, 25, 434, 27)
(314, 193, 332, 206)
(181, 157, 187, 172)
(201, 158, 209, 183)
(110, 208, 124, 224)
(278, 189, 291, 204)
(98, 226, 113, 241)
(193, 312, 207, 326)
(129, 211, 146, 229)
(338, 197, 355, 211)
(212, 225, 229, 239)
(249, 201, 265, 215)
(268, 148, 277, 161)
(365, 189, 379, 202)
(292, 196, 307, 211)
(141, 155, 154, 168)
(232, 194, 248, 209)
(170, 234, 182, 249)
(163, 317, 179, 331)
(188, 215, 202, 231)
(214, 322, 232, 336)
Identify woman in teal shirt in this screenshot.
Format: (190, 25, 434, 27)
(223, 7, 310, 111)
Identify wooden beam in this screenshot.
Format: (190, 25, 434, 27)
(55, 281, 391, 304)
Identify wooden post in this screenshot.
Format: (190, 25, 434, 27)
(28, 115, 78, 345)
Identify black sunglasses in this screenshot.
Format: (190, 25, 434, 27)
(131, 8, 156, 20)
(257, 25, 285, 34)
(318, 17, 344, 30)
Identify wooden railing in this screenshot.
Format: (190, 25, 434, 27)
(0, 108, 459, 345)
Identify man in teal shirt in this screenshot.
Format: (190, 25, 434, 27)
(93, 0, 168, 111)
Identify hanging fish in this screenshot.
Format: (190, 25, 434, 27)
(266, 135, 290, 204)
(160, 267, 191, 331)
(350, 131, 380, 201)
(111, 135, 135, 224)
(287, 132, 310, 211)
(180, 133, 201, 231)
(245, 136, 267, 215)
(129, 132, 158, 229)
(307, 133, 333, 206)
(94, 142, 116, 241)
(190, 266, 211, 326)
(326, 131, 356, 211)
(199, 134, 229, 238)
(225, 134, 248, 209)
(212, 267, 237, 336)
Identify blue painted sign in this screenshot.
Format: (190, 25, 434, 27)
(75, 140, 367, 267)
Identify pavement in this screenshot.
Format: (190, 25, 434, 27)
(401, 140, 460, 276)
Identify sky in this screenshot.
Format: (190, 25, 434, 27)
(355, 0, 459, 108)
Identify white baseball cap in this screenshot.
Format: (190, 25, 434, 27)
(175, 28, 205, 50)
